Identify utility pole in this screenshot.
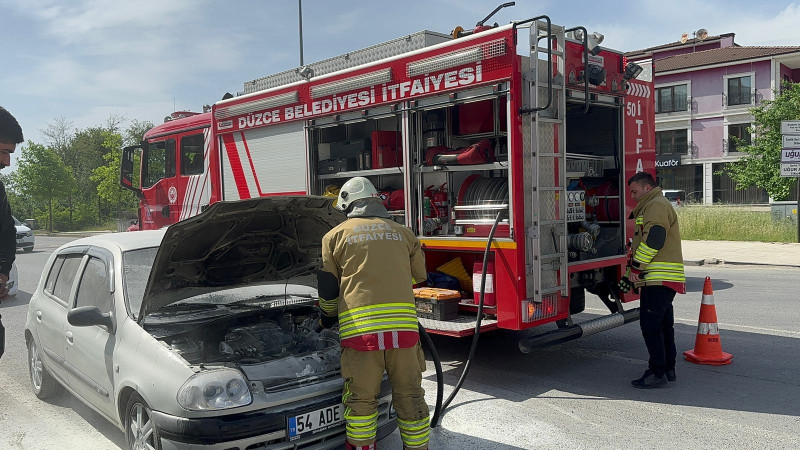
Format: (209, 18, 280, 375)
(299, 0, 304, 66)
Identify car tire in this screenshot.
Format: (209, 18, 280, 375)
(28, 338, 62, 399)
(125, 393, 162, 450)
(24, 246, 33, 253)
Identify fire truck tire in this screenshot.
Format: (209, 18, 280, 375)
(569, 287, 586, 315)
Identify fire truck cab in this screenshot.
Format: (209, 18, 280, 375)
(122, 17, 655, 340)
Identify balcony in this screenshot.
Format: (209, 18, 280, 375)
(723, 91, 762, 109)
(656, 142, 689, 155)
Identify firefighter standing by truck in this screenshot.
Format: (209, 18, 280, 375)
(317, 177, 430, 449)
(620, 172, 686, 389)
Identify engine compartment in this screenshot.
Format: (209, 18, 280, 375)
(157, 305, 341, 388)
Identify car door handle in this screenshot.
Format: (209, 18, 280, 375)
(65, 330, 74, 344)
(36, 311, 43, 322)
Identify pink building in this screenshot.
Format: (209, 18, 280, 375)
(627, 34, 800, 204)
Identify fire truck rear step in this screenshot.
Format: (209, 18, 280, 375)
(419, 316, 499, 338)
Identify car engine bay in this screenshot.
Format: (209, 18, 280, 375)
(155, 305, 341, 389)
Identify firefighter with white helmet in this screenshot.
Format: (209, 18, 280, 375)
(317, 177, 430, 449)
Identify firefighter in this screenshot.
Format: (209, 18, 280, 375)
(0, 106, 20, 300)
(619, 172, 685, 388)
(317, 177, 429, 450)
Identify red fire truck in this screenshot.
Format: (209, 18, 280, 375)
(121, 16, 655, 345)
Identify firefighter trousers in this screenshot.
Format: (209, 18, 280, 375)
(639, 285, 677, 377)
(340, 343, 430, 449)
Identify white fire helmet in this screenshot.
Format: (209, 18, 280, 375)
(336, 176, 379, 211)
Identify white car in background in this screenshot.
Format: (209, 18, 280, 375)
(24, 196, 396, 450)
(14, 216, 34, 252)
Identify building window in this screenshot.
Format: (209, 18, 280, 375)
(656, 85, 688, 113)
(726, 76, 752, 106)
(728, 123, 751, 152)
(656, 129, 688, 155)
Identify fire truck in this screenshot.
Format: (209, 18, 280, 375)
(120, 15, 655, 346)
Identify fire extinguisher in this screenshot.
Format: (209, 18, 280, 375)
(423, 186, 443, 234)
(433, 183, 449, 220)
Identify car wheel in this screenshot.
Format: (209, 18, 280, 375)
(28, 338, 62, 399)
(125, 393, 162, 450)
(24, 246, 33, 253)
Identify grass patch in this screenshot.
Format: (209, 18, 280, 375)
(676, 206, 796, 242)
(81, 220, 118, 232)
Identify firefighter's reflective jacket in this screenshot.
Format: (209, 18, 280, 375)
(629, 187, 686, 294)
(319, 202, 426, 351)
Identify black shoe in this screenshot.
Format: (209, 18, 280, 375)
(666, 369, 676, 382)
(631, 370, 668, 389)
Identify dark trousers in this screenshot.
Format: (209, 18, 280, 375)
(639, 285, 677, 377)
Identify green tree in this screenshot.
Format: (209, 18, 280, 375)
(91, 131, 139, 217)
(14, 142, 76, 232)
(125, 119, 154, 146)
(727, 82, 800, 200)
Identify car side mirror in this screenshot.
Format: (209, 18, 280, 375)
(68, 306, 115, 333)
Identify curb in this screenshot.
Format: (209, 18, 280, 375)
(684, 258, 800, 269)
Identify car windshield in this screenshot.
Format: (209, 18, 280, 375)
(122, 247, 317, 320)
(12, 216, 22, 226)
(123, 247, 158, 320)
(664, 191, 684, 201)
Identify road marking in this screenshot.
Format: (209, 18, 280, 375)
(583, 307, 800, 338)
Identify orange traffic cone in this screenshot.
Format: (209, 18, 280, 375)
(683, 277, 733, 365)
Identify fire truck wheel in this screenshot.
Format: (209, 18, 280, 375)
(569, 287, 586, 315)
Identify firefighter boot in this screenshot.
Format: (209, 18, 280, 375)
(631, 369, 667, 389)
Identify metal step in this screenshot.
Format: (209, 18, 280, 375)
(419, 315, 499, 338)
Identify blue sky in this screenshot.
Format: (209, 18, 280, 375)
(1, 0, 798, 169)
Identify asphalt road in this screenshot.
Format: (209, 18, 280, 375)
(1, 236, 798, 449)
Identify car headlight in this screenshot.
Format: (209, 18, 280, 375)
(25, 231, 33, 237)
(177, 369, 252, 411)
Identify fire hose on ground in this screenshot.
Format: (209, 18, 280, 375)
(421, 210, 504, 429)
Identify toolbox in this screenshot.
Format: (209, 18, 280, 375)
(413, 288, 462, 321)
(318, 158, 357, 175)
(331, 139, 371, 160)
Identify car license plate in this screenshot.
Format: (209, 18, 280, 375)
(16, 239, 22, 245)
(287, 404, 344, 441)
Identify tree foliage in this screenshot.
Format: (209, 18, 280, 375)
(13, 142, 76, 232)
(727, 82, 800, 200)
(91, 131, 139, 215)
(5, 114, 156, 231)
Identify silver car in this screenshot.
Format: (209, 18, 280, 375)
(14, 215, 35, 253)
(24, 197, 396, 450)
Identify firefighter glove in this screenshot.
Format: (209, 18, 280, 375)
(319, 313, 338, 330)
(618, 276, 635, 294)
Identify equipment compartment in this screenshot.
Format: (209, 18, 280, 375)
(309, 111, 406, 224)
(410, 93, 512, 238)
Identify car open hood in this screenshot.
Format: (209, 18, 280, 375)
(138, 196, 345, 322)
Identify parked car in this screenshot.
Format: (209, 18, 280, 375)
(662, 189, 686, 208)
(24, 196, 397, 450)
(14, 216, 34, 252)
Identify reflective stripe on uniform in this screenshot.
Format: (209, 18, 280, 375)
(338, 303, 419, 340)
(344, 409, 378, 442)
(397, 417, 430, 448)
(636, 216, 644, 225)
(633, 242, 658, 265)
(319, 297, 338, 315)
(641, 261, 685, 283)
